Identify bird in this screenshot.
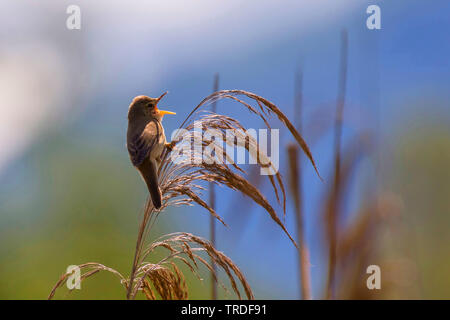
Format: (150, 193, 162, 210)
(127, 92, 176, 209)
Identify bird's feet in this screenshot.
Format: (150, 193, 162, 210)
(165, 141, 176, 151)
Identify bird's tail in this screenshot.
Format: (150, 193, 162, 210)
(138, 158, 162, 209)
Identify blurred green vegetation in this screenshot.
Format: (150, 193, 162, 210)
(390, 116, 450, 299)
(0, 131, 211, 299)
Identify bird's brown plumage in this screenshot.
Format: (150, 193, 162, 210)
(126, 94, 174, 209)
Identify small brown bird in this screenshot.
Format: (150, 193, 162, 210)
(127, 92, 176, 209)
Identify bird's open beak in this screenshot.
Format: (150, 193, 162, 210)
(155, 91, 176, 116)
(158, 109, 176, 116)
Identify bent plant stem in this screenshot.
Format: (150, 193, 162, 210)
(127, 200, 155, 299)
(49, 89, 321, 300)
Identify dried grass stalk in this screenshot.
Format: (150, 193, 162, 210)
(209, 74, 220, 300)
(48, 263, 127, 300)
(288, 144, 312, 300)
(131, 232, 254, 300)
(323, 133, 371, 299)
(325, 30, 348, 299)
(49, 89, 320, 300)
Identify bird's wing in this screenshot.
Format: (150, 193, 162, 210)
(127, 119, 160, 167)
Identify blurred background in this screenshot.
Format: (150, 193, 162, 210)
(0, 0, 449, 299)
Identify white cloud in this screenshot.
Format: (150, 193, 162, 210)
(0, 44, 68, 171)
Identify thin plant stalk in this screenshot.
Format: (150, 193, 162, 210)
(289, 70, 312, 300)
(210, 73, 219, 300)
(326, 29, 348, 299)
(288, 145, 313, 300)
(127, 200, 154, 299)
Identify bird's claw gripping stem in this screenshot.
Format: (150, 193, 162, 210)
(165, 141, 176, 151)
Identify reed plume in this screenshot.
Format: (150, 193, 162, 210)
(48, 89, 321, 300)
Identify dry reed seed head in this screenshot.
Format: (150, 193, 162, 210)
(179, 90, 321, 177)
(157, 113, 294, 245)
(50, 90, 320, 300)
(141, 101, 305, 298)
(48, 263, 126, 300)
(133, 232, 254, 300)
(142, 263, 189, 300)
